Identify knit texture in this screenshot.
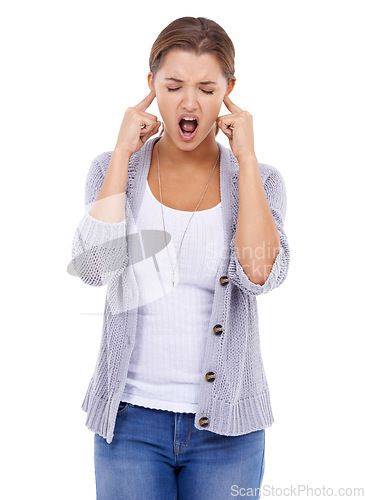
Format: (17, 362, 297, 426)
(71, 136, 290, 444)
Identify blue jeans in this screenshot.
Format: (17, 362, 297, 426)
(94, 401, 265, 499)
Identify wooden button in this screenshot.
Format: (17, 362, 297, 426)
(213, 324, 223, 335)
(199, 416, 209, 427)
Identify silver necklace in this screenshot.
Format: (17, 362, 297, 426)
(156, 140, 220, 288)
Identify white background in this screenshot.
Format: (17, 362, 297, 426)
(1, 0, 364, 498)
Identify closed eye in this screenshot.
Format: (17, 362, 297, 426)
(167, 87, 214, 95)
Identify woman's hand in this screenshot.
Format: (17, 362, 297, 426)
(216, 95, 256, 161)
(115, 90, 161, 157)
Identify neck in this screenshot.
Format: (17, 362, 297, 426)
(155, 130, 219, 173)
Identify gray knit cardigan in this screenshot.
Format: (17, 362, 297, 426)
(71, 135, 290, 444)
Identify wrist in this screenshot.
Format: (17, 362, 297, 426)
(113, 144, 133, 161)
(236, 151, 257, 165)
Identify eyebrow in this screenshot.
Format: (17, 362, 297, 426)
(164, 77, 217, 85)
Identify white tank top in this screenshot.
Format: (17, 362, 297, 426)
(121, 178, 224, 413)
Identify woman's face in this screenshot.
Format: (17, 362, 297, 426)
(148, 48, 235, 149)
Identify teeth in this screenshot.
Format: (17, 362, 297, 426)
(181, 117, 196, 121)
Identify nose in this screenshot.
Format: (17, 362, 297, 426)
(181, 87, 198, 111)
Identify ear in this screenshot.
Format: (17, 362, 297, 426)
(225, 78, 236, 97)
(147, 72, 154, 92)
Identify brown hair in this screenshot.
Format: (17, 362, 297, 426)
(149, 16, 236, 137)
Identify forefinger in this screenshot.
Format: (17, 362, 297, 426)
(134, 89, 156, 112)
(223, 95, 243, 113)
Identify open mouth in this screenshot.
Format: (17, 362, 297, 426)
(179, 118, 198, 136)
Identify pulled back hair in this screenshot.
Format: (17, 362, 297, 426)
(149, 17, 236, 137)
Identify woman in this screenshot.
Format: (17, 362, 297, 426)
(71, 16, 290, 499)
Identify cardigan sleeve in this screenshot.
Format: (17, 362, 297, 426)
(228, 166, 290, 296)
(71, 153, 128, 287)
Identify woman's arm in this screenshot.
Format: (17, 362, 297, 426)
(228, 158, 290, 296)
(217, 95, 290, 296)
(235, 154, 281, 285)
(71, 90, 160, 287)
(88, 148, 130, 223)
(71, 151, 130, 287)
